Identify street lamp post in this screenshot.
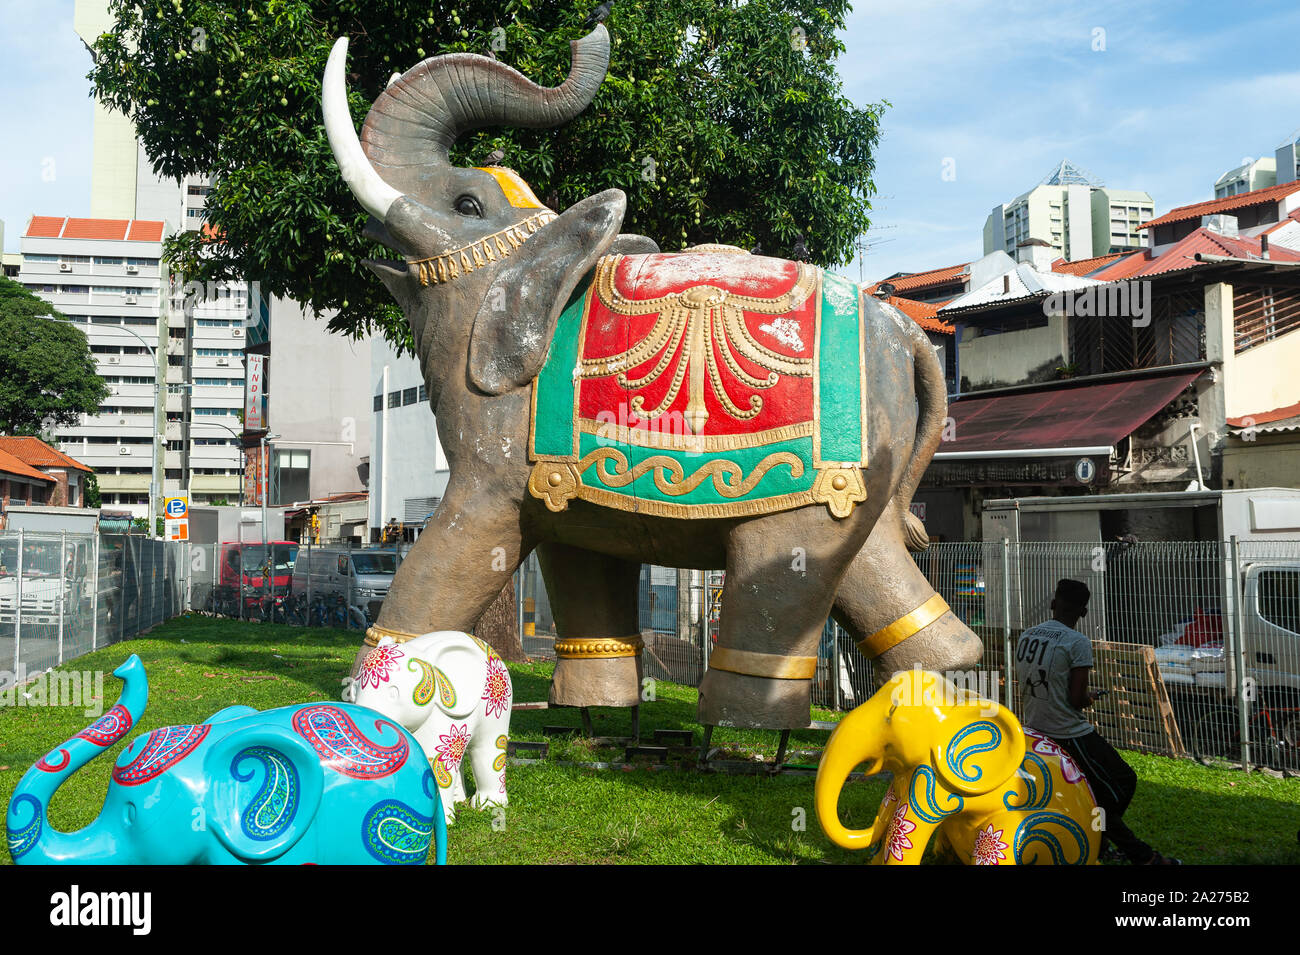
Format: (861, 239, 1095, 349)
(260, 432, 280, 613)
(41, 316, 161, 536)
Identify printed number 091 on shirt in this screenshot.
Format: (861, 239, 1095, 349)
(1017, 638, 1049, 665)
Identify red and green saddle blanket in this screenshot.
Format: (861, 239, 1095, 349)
(527, 249, 869, 519)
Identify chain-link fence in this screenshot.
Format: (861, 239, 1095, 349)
(518, 538, 1300, 771)
(6, 526, 1296, 772)
(1, 530, 186, 688)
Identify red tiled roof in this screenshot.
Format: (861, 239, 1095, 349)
(1051, 252, 1129, 277)
(128, 220, 165, 242)
(868, 262, 969, 295)
(0, 437, 92, 473)
(25, 216, 66, 238)
(1140, 181, 1300, 231)
(64, 218, 130, 240)
(1086, 229, 1300, 281)
(0, 448, 55, 484)
(24, 217, 165, 243)
(1227, 399, 1300, 429)
(883, 296, 955, 335)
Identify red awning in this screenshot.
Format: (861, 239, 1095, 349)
(939, 370, 1203, 454)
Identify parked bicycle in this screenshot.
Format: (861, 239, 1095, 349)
(1191, 692, 1300, 775)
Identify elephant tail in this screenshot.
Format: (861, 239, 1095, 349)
(5, 655, 148, 864)
(893, 314, 949, 552)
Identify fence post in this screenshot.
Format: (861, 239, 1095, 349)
(832, 623, 841, 711)
(13, 528, 24, 673)
(90, 531, 100, 651)
(700, 571, 712, 673)
(57, 530, 67, 666)
(1002, 537, 1013, 712)
(1229, 535, 1251, 770)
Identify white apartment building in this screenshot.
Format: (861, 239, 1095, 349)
(1214, 130, 1300, 198)
(368, 337, 449, 541)
(17, 215, 247, 516)
(17, 216, 166, 513)
(983, 160, 1155, 262)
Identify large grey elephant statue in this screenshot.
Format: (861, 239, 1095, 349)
(322, 24, 981, 731)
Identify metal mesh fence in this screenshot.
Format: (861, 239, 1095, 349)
(5, 525, 1295, 772)
(1, 531, 186, 689)
(515, 538, 1300, 770)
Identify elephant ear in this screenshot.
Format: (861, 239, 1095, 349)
(205, 724, 325, 862)
(931, 701, 1026, 797)
(468, 189, 626, 395)
(418, 631, 489, 720)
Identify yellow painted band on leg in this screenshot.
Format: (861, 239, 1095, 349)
(708, 647, 817, 680)
(553, 635, 645, 659)
(857, 594, 951, 658)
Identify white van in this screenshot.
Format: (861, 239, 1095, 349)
(290, 547, 397, 624)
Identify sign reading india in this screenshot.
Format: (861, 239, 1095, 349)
(528, 250, 870, 519)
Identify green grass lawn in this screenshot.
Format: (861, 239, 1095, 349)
(1, 616, 1297, 864)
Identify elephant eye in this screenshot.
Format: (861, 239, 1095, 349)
(454, 195, 484, 218)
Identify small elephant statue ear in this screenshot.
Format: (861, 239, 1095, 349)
(203, 724, 328, 862)
(468, 189, 626, 394)
(930, 698, 1026, 797)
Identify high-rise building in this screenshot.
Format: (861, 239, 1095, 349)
(983, 160, 1155, 262)
(17, 216, 168, 513)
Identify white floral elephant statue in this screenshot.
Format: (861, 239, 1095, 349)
(346, 632, 512, 824)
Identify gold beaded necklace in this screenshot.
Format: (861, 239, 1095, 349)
(407, 210, 558, 287)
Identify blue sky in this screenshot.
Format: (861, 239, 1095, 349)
(3, 0, 1299, 289)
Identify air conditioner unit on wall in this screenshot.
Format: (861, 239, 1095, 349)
(216, 358, 229, 366)
(59, 263, 72, 272)
(231, 328, 243, 338)
(106, 356, 120, 364)
(125, 296, 138, 304)
(126, 264, 139, 274)
(118, 446, 131, 455)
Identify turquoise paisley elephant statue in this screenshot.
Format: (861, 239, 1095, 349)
(5, 655, 446, 865)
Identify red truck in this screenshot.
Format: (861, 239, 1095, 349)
(210, 540, 299, 619)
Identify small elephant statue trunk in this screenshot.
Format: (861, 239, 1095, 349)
(6, 656, 446, 865)
(815, 670, 1100, 865)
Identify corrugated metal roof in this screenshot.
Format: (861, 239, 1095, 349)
(939, 263, 1102, 315)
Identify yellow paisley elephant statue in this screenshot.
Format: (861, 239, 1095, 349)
(816, 670, 1100, 865)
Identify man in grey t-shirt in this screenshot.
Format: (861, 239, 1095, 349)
(1015, 579, 1177, 865)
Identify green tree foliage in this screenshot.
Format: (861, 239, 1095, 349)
(0, 278, 111, 436)
(84, 472, 103, 508)
(89, 0, 884, 346)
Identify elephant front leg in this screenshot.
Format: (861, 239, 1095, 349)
(833, 498, 983, 680)
(351, 483, 529, 679)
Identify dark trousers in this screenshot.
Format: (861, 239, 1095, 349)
(1055, 730, 1154, 865)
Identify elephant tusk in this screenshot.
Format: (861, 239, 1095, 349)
(322, 37, 402, 221)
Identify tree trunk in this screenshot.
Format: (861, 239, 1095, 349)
(475, 579, 527, 663)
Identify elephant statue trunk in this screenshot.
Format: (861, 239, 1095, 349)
(814, 699, 888, 851)
(6, 657, 147, 864)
